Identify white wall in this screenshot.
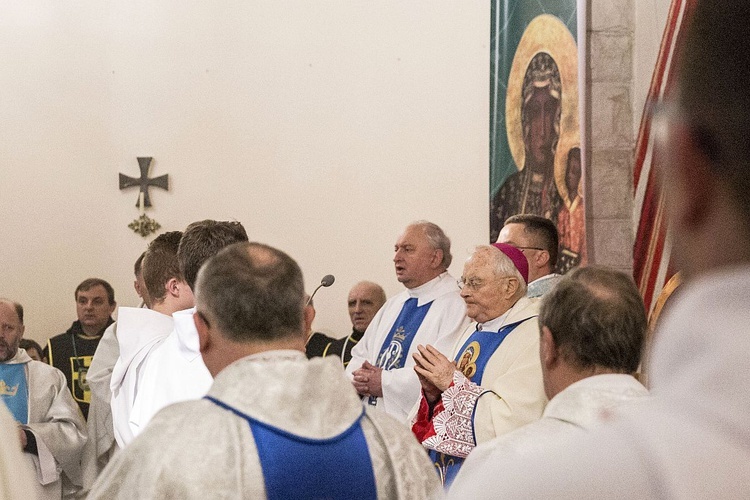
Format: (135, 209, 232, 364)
(0, 1, 490, 342)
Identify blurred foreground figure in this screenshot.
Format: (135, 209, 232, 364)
(449, 1, 750, 497)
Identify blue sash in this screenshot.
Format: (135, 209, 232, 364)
(206, 396, 377, 500)
(369, 297, 432, 405)
(0, 364, 29, 424)
(374, 297, 432, 371)
(431, 318, 530, 488)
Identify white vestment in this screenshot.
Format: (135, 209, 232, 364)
(2, 349, 87, 500)
(413, 297, 546, 459)
(89, 352, 443, 499)
(452, 374, 649, 492)
(447, 265, 750, 499)
(79, 321, 119, 493)
(346, 272, 468, 422)
(109, 307, 174, 448)
(128, 307, 212, 439)
(0, 400, 36, 500)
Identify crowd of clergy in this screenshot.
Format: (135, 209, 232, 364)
(2, 0, 750, 497)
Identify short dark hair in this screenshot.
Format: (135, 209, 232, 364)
(195, 242, 305, 342)
(504, 214, 559, 266)
(75, 278, 115, 305)
(539, 266, 646, 373)
(143, 231, 183, 303)
(178, 220, 249, 290)
(19, 338, 42, 355)
(678, 0, 750, 231)
(134, 251, 146, 276)
(0, 299, 23, 324)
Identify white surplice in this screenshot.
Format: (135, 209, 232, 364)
(89, 352, 443, 499)
(346, 272, 468, 422)
(128, 307, 212, 440)
(3, 349, 87, 500)
(447, 265, 750, 499)
(452, 374, 649, 492)
(109, 307, 174, 448)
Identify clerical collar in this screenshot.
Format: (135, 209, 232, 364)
(406, 272, 454, 306)
(477, 308, 512, 332)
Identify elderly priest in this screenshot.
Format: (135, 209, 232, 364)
(411, 243, 546, 486)
(90, 242, 441, 499)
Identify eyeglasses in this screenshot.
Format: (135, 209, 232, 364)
(458, 276, 513, 291)
(516, 246, 546, 253)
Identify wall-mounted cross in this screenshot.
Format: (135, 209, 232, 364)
(119, 157, 169, 208)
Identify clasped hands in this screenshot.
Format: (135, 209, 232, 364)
(412, 344, 457, 404)
(352, 361, 384, 398)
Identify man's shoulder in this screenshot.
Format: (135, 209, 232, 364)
(27, 359, 67, 385)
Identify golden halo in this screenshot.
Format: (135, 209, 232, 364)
(554, 132, 581, 207)
(505, 14, 580, 178)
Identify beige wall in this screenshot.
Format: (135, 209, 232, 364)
(1, 1, 490, 342)
(1, 1, 669, 344)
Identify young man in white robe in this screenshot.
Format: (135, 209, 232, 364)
(0, 299, 87, 500)
(446, 1, 750, 497)
(411, 243, 547, 486)
(451, 266, 649, 494)
(110, 231, 194, 447)
(90, 242, 442, 499)
(347, 221, 468, 423)
(124, 220, 249, 441)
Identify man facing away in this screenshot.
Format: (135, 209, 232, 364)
(346, 221, 469, 422)
(125, 220, 248, 442)
(497, 214, 561, 297)
(45, 278, 117, 420)
(448, 1, 750, 497)
(110, 231, 193, 447)
(411, 243, 546, 486)
(450, 266, 649, 495)
(90, 242, 441, 499)
(307, 281, 387, 367)
(0, 299, 86, 500)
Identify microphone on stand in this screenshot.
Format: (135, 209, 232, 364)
(306, 274, 335, 306)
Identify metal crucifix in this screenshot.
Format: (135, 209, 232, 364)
(119, 157, 169, 208)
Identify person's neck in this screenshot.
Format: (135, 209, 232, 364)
(549, 364, 628, 400)
(152, 298, 193, 317)
(406, 271, 444, 291)
(207, 336, 307, 377)
(80, 324, 105, 337)
(529, 269, 554, 284)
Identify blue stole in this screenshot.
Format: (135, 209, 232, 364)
(206, 396, 377, 500)
(431, 319, 528, 488)
(0, 364, 29, 424)
(369, 297, 432, 405)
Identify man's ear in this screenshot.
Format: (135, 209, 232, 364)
(166, 278, 180, 298)
(504, 277, 520, 299)
(194, 311, 211, 354)
(108, 301, 117, 315)
(536, 250, 550, 269)
(430, 249, 444, 270)
(303, 304, 316, 338)
(540, 326, 558, 370)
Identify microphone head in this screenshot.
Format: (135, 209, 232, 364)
(320, 274, 335, 287)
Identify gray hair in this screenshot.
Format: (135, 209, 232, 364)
(539, 266, 646, 373)
(194, 242, 305, 342)
(476, 245, 527, 298)
(410, 220, 452, 269)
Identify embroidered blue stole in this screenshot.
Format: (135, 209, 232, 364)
(0, 364, 29, 424)
(369, 297, 432, 405)
(206, 396, 377, 500)
(431, 319, 527, 488)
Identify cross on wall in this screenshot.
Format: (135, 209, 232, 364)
(119, 157, 169, 208)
